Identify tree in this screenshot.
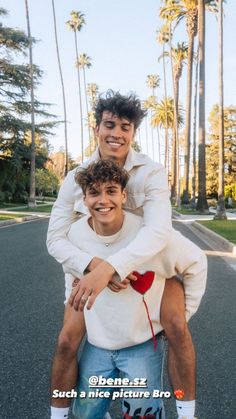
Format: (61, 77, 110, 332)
(77, 53, 92, 149)
(160, 0, 218, 204)
(151, 96, 184, 181)
(214, 0, 227, 219)
(66, 11, 85, 162)
(206, 105, 236, 198)
(0, 8, 57, 203)
(146, 75, 160, 159)
(25, 0, 36, 207)
(35, 168, 59, 196)
(51, 0, 69, 177)
(86, 83, 99, 155)
(160, 42, 188, 201)
(156, 24, 170, 169)
(196, 0, 208, 212)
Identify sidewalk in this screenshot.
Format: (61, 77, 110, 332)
(172, 208, 236, 272)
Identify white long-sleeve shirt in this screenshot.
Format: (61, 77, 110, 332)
(66, 212, 207, 350)
(46, 148, 172, 280)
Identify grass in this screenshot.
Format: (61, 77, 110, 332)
(0, 213, 29, 220)
(173, 207, 214, 215)
(197, 220, 236, 244)
(13, 204, 53, 213)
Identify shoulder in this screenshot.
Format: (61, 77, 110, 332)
(130, 150, 165, 173)
(68, 215, 90, 238)
(123, 211, 143, 230)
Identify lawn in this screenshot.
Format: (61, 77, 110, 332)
(197, 220, 236, 244)
(8, 204, 53, 213)
(0, 213, 28, 220)
(173, 207, 214, 215)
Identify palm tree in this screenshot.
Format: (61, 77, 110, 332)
(77, 53, 92, 150)
(160, 42, 188, 201)
(146, 75, 160, 159)
(152, 97, 184, 180)
(66, 11, 85, 162)
(25, 0, 36, 207)
(51, 0, 68, 176)
(156, 24, 170, 169)
(190, 48, 199, 208)
(214, 0, 227, 219)
(86, 83, 99, 154)
(160, 0, 218, 204)
(196, 0, 208, 212)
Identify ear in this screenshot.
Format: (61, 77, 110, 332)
(95, 125, 99, 136)
(122, 189, 127, 204)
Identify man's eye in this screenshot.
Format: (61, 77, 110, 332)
(122, 126, 130, 132)
(104, 122, 114, 129)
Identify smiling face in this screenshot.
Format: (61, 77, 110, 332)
(84, 181, 127, 235)
(96, 111, 135, 166)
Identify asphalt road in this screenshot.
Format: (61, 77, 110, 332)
(0, 219, 235, 419)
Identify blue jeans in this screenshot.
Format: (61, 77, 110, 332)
(72, 335, 165, 419)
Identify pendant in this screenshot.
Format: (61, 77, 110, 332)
(105, 243, 109, 247)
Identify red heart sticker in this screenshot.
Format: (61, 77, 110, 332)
(131, 271, 155, 295)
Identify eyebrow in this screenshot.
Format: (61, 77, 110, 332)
(101, 118, 132, 126)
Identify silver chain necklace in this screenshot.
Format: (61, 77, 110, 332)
(92, 216, 124, 247)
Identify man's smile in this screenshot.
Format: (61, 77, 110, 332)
(95, 207, 114, 213)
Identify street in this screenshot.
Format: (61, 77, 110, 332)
(0, 219, 235, 419)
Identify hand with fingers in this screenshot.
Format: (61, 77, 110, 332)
(107, 272, 137, 293)
(68, 261, 115, 311)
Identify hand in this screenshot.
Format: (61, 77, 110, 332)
(68, 261, 115, 311)
(107, 273, 137, 293)
(107, 277, 130, 293)
(86, 257, 104, 272)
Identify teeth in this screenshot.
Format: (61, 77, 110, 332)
(108, 142, 122, 147)
(97, 208, 111, 212)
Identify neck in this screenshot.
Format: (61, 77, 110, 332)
(98, 150, 126, 167)
(89, 212, 124, 236)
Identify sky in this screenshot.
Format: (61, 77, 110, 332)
(1, 0, 236, 162)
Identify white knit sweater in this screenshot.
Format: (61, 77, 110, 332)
(67, 211, 207, 350)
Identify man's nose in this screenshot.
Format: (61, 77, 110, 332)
(110, 124, 123, 137)
(98, 192, 109, 203)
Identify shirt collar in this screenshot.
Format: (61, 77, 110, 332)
(84, 147, 147, 172)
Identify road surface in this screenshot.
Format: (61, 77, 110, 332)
(0, 219, 235, 418)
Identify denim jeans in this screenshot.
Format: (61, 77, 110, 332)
(72, 335, 165, 419)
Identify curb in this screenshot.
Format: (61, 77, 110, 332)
(0, 215, 49, 227)
(192, 221, 236, 255)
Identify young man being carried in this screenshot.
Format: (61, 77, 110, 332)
(47, 91, 204, 419)
(66, 160, 206, 418)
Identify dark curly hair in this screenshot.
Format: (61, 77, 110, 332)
(95, 90, 147, 131)
(75, 160, 130, 194)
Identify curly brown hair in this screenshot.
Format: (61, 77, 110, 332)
(95, 90, 147, 130)
(75, 160, 130, 194)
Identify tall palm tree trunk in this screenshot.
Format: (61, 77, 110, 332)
(182, 34, 194, 204)
(214, 0, 227, 220)
(51, 0, 68, 176)
(169, 24, 178, 204)
(74, 33, 84, 162)
(162, 44, 169, 170)
(82, 66, 91, 155)
(190, 47, 199, 209)
(196, 0, 208, 212)
(25, 0, 36, 207)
